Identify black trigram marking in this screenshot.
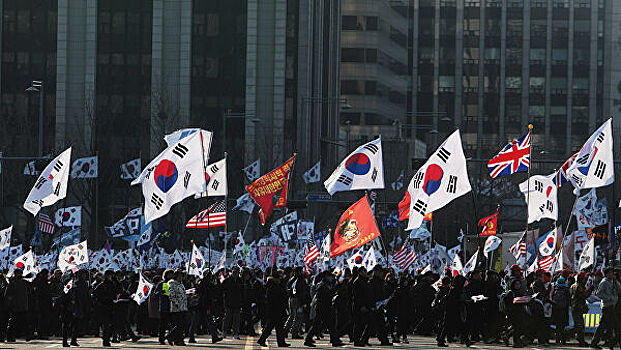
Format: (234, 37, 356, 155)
(571, 174, 584, 186)
(534, 180, 543, 193)
(210, 164, 220, 173)
(371, 168, 378, 182)
(446, 175, 457, 193)
(151, 194, 164, 210)
(54, 183, 62, 196)
(363, 143, 379, 154)
(34, 177, 47, 189)
(145, 167, 155, 180)
(32, 199, 44, 207)
(53, 160, 64, 172)
(539, 204, 545, 213)
(412, 199, 427, 216)
(597, 132, 605, 143)
(594, 160, 606, 179)
(437, 147, 451, 163)
(546, 200, 553, 212)
(576, 153, 590, 165)
(172, 144, 189, 158)
(337, 174, 353, 186)
(413, 172, 424, 189)
(211, 179, 220, 191)
(183, 171, 191, 188)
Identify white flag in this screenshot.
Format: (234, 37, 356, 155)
(577, 237, 595, 271)
(194, 157, 227, 198)
(233, 232, 245, 255)
(187, 244, 205, 278)
(347, 249, 365, 270)
(63, 279, 73, 294)
(538, 227, 559, 257)
(0, 226, 11, 250)
(320, 233, 331, 262)
(58, 240, 88, 272)
(120, 158, 141, 180)
(243, 159, 261, 182)
(567, 118, 614, 189)
(391, 170, 404, 191)
(324, 137, 384, 195)
(483, 236, 502, 257)
(406, 130, 472, 230)
(550, 249, 564, 274)
(303, 161, 321, 184)
(24, 147, 72, 216)
(519, 173, 558, 223)
(362, 246, 377, 272)
(463, 250, 479, 275)
(527, 258, 538, 274)
(71, 156, 98, 178)
(133, 130, 212, 223)
(54, 206, 82, 227)
(452, 254, 464, 276)
(164, 128, 201, 147)
(214, 249, 226, 271)
(133, 273, 153, 305)
(8, 250, 39, 277)
(24, 160, 39, 175)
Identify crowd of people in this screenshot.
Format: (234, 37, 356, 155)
(0, 263, 620, 348)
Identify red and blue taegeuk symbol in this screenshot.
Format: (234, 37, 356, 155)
(345, 153, 371, 175)
(545, 236, 555, 249)
(15, 261, 25, 270)
(354, 255, 363, 264)
(154, 160, 178, 193)
(62, 211, 71, 223)
(423, 164, 444, 195)
(81, 162, 90, 173)
(195, 258, 203, 269)
(143, 285, 150, 295)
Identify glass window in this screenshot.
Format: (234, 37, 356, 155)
(206, 13, 219, 36)
(530, 49, 546, 61)
(529, 77, 545, 88)
(573, 78, 589, 89)
(551, 77, 567, 89)
(506, 76, 521, 88)
(342, 16, 357, 30)
(439, 76, 455, 88)
(551, 106, 566, 114)
(342, 48, 364, 62)
(574, 20, 590, 33)
(17, 10, 30, 33)
(506, 48, 522, 61)
(529, 105, 545, 116)
(366, 17, 378, 31)
(484, 48, 499, 59)
(112, 12, 125, 34)
(552, 49, 568, 61)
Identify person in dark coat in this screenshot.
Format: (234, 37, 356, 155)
(464, 269, 484, 342)
(257, 270, 290, 347)
(482, 270, 503, 343)
(4, 269, 33, 342)
(360, 267, 391, 346)
(154, 269, 174, 345)
(351, 268, 371, 346)
(436, 275, 471, 347)
(0, 271, 8, 342)
(413, 272, 438, 335)
(93, 270, 116, 347)
(304, 271, 344, 347)
(569, 272, 591, 346)
(58, 270, 92, 347)
(197, 270, 223, 343)
(32, 269, 53, 339)
(392, 276, 412, 344)
(551, 276, 570, 344)
(222, 267, 242, 339)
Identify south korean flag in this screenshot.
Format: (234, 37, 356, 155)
(187, 243, 205, 278)
(132, 129, 213, 223)
(120, 158, 141, 180)
(71, 156, 98, 178)
(55, 206, 82, 227)
(57, 240, 88, 273)
(324, 137, 384, 195)
(405, 130, 472, 230)
(8, 250, 39, 278)
(132, 273, 153, 305)
(243, 159, 261, 182)
(567, 118, 614, 190)
(519, 173, 557, 223)
(24, 147, 72, 216)
(194, 157, 227, 198)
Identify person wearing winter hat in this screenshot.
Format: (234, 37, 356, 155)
(551, 277, 569, 344)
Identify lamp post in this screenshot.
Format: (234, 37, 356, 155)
(25, 80, 44, 157)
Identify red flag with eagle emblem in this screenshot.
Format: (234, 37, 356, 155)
(330, 196, 381, 257)
(478, 211, 498, 236)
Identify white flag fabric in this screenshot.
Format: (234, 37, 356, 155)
(391, 170, 404, 191)
(214, 249, 226, 271)
(133, 130, 212, 223)
(0, 226, 11, 250)
(232, 193, 255, 213)
(54, 206, 82, 227)
(567, 118, 614, 190)
(463, 250, 479, 275)
(578, 237, 595, 271)
(347, 250, 365, 270)
(187, 244, 205, 278)
(71, 156, 98, 178)
(24, 147, 72, 216)
(24, 160, 39, 175)
(120, 158, 141, 180)
(233, 232, 245, 255)
(538, 227, 558, 257)
(324, 137, 384, 195)
(63, 279, 73, 294)
(320, 233, 331, 262)
(452, 254, 464, 276)
(406, 130, 472, 230)
(243, 159, 261, 182)
(58, 240, 88, 272)
(303, 161, 321, 184)
(164, 128, 201, 147)
(519, 173, 558, 223)
(194, 157, 227, 198)
(483, 236, 502, 257)
(527, 258, 538, 274)
(133, 273, 153, 305)
(8, 250, 39, 277)
(549, 249, 564, 274)
(362, 246, 377, 272)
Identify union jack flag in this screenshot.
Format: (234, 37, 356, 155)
(488, 131, 531, 178)
(552, 152, 577, 187)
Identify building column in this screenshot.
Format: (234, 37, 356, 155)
(245, 0, 258, 164)
(544, 0, 552, 151)
(602, 0, 621, 153)
(454, 0, 463, 129)
(272, 0, 287, 165)
(521, 0, 530, 131)
(411, 0, 420, 159)
(498, 0, 506, 142)
(432, 0, 440, 132)
(588, 0, 598, 130)
(476, 0, 485, 159)
(566, 1, 574, 155)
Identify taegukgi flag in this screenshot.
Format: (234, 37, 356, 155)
(24, 147, 72, 216)
(324, 137, 384, 195)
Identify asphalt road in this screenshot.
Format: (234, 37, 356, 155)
(0, 335, 596, 349)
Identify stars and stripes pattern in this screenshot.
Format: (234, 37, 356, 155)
(488, 131, 531, 178)
(186, 200, 226, 228)
(538, 255, 555, 271)
(508, 234, 527, 259)
(304, 243, 320, 266)
(392, 244, 417, 271)
(38, 212, 55, 234)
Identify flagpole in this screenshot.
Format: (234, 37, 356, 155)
(221, 152, 228, 269)
(526, 124, 533, 255)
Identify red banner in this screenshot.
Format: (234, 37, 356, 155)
(246, 155, 296, 225)
(478, 211, 498, 236)
(331, 196, 381, 257)
(398, 191, 432, 222)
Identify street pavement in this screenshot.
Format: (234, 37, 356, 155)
(0, 335, 596, 349)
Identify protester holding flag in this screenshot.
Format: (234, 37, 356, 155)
(167, 270, 188, 346)
(257, 270, 290, 348)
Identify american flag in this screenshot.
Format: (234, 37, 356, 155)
(38, 212, 55, 234)
(392, 244, 417, 271)
(186, 200, 226, 228)
(538, 255, 555, 271)
(552, 152, 577, 187)
(304, 243, 320, 265)
(508, 233, 527, 259)
(488, 131, 531, 178)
